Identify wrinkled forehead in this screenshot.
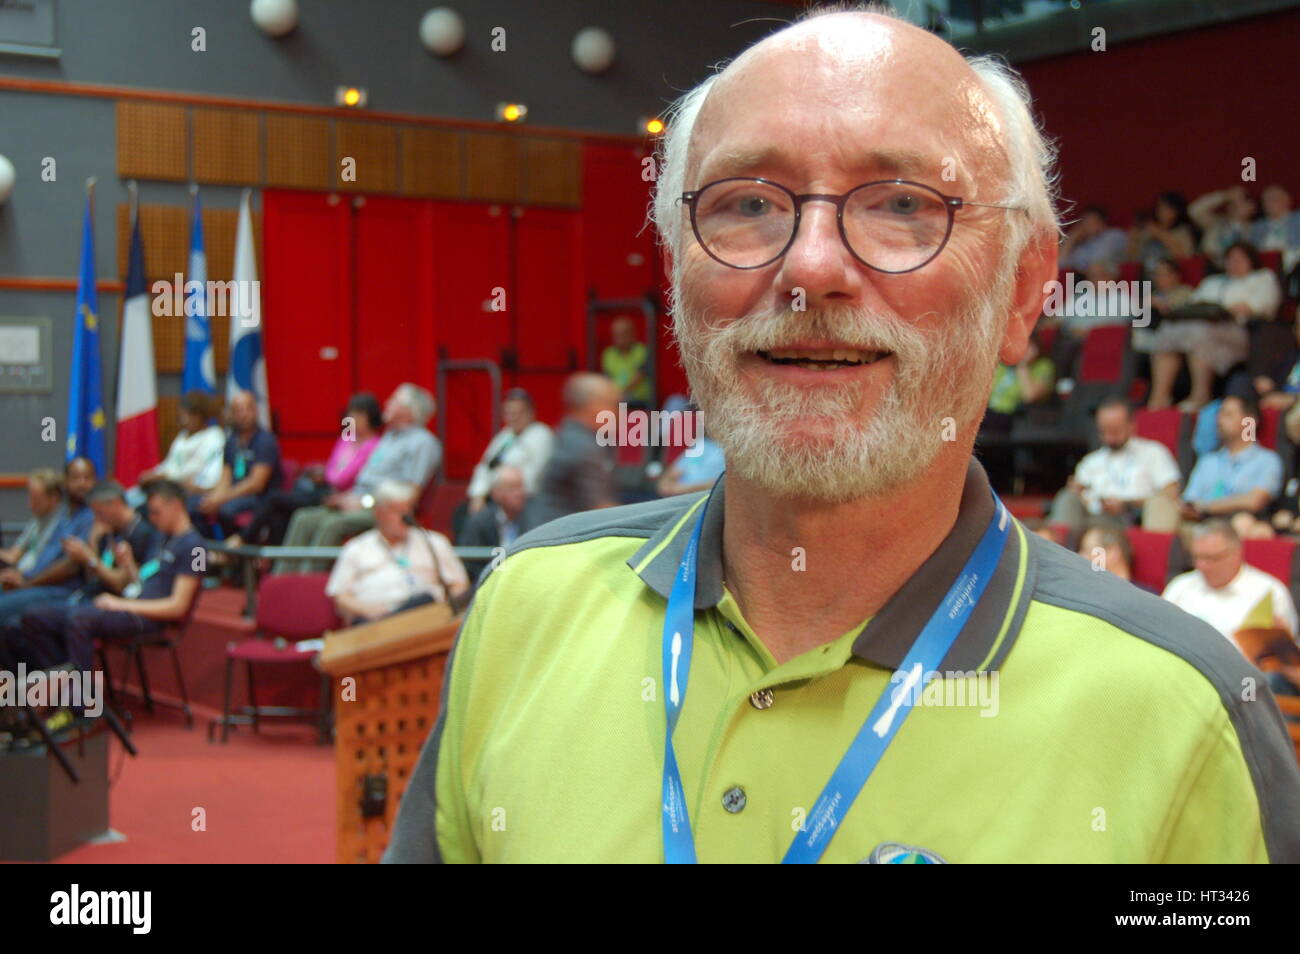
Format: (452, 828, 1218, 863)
(688, 18, 1008, 196)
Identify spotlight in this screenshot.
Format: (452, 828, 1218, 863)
(335, 86, 368, 108)
(496, 102, 528, 124)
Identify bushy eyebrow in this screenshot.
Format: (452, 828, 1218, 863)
(699, 145, 932, 184)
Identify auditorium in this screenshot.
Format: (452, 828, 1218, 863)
(1, 0, 1298, 880)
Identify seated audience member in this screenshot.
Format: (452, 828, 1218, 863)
(983, 327, 1054, 431)
(325, 480, 468, 624)
(1128, 191, 1196, 274)
(532, 373, 622, 525)
(1059, 204, 1127, 271)
(460, 466, 541, 550)
(1253, 318, 1300, 414)
(1251, 184, 1300, 273)
(1077, 525, 1144, 589)
(1133, 258, 1196, 359)
(464, 388, 554, 518)
(0, 469, 64, 576)
(1146, 395, 1282, 534)
(4, 480, 157, 668)
(130, 390, 223, 505)
(1049, 396, 1181, 534)
(1162, 520, 1299, 642)
(658, 434, 726, 497)
(277, 383, 442, 574)
(1145, 242, 1284, 412)
(1189, 186, 1257, 266)
(229, 392, 382, 547)
(601, 315, 652, 407)
(1056, 259, 1136, 361)
(194, 390, 283, 538)
(0, 457, 97, 626)
(26, 479, 204, 673)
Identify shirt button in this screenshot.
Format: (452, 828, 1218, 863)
(721, 786, 747, 814)
(749, 688, 774, 710)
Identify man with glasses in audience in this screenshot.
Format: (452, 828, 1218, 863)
(387, 6, 1300, 864)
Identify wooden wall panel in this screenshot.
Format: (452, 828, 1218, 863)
(265, 114, 331, 189)
(401, 127, 462, 198)
(158, 395, 179, 456)
(464, 133, 523, 203)
(524, 138, 581, 207)
(335, 121, 398, 193)
(192, 108, 262, 185)
(115, 203, 187, 282)
(117, 101, 189, 182)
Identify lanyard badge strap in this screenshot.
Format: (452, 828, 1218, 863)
(660, 495, 709, 864)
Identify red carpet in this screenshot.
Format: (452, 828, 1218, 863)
(52, 705, 335, 864)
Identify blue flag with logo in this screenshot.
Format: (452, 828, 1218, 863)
(66, 191, 107, 475)
(183, 190, 216, 394)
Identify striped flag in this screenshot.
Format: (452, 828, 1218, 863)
(114, 201, 160, 485)
(182, 188, 215, 394)
(66, 186, 107, 475)
(227, 189, 270, 427)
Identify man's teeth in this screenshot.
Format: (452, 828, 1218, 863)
(762, 348, 886, 366)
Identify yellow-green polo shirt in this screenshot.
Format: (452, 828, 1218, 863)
(384, 459, 1300, 863)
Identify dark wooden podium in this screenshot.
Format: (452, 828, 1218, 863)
(319, 603, 461, 864)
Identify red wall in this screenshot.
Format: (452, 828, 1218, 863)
(1017, 8, 1300, 226)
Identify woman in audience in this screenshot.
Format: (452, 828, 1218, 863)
(1189, 186, 1258, 267)
(227, 392, 382, 547)
(1129, 191, 1196, 275)
(1145, 242, 1283, 412)
(130, 390, 224, 504)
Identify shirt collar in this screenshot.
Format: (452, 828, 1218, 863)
(627, 458, 1033, 673)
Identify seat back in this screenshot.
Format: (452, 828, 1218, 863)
(1176, 255, 1207, 287)
(1133, 408, 1183, 460)
(256, 572, 342, 639)
(1078, 325, 1130, 384)
(1243, 537, 1296, 587)
(1125, 529, 1175, 591)
(1260, 405, 1282, 450)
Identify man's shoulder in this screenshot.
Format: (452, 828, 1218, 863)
(506, 494, 699, 559)
(1026, 532, 1250, 682)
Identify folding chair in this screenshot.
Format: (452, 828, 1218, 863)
(98, 580, 202, 728)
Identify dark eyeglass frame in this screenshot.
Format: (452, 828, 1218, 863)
(679, 176, 1028, 274)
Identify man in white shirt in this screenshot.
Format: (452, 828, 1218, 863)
(465, 389, 554, 516)
(1162, 520, 1298, 643)
(1048, 396, 1181, 535)
(325, 480, 469, 625)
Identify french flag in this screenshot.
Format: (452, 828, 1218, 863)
(114, 204, 160, 485)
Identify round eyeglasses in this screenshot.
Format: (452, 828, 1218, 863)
(679, 177, 1026, 274)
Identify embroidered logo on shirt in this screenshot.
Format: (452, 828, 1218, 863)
(863, 842, 948, 864)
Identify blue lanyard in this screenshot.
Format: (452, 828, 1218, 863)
(660, 487, 1011, 864)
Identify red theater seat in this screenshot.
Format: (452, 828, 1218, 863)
(1078, 325, 1129, 383)
(1243, 537, 1295, 587)
(1176, 255, 1207, 287)
(1125, 528, 1174, 591)
(1133, 407, 1183, 459)
(1260, 406, 1282, 450)
(1119, 261, 1141, 284)
(1260, 249, 1284, 277)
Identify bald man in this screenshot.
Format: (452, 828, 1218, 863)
(530, 373, 622, 524)
(194, 390, 282, 538)
(387, 7, 1300, 864)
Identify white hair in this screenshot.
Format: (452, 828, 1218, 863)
(374, 479, 418, 507)
(395, 383, 435, 425)
(648, 15, 1062, 292)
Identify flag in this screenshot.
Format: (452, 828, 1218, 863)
(227, 190, 270, 427)
(182, 189, 215, 394)
(66, 188, 107, 476)
(114, 205, 160, 485)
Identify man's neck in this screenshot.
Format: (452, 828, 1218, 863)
(721, 441, 973, 666)
(1224, 438, 1248, 455)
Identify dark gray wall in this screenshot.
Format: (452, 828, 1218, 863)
(0, 0, 790, 522)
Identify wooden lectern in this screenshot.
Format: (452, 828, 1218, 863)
(319, 602, 462, 864)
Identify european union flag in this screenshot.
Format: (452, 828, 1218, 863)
(66, 189, 107, 476)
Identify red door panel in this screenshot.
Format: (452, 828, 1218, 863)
(354, 195, 435, 403)
(262, 190, 353, 455)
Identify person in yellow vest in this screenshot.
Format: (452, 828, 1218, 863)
(601, 316, 651, 406)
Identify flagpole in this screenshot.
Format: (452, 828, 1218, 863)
(128, 179, 139, 225)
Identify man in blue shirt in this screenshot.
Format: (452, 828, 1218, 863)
(0, 457, 97, 626)
(52, 479, 205, 672)
(1179, 395, 1282, 522)
(194, 390, 282, 539)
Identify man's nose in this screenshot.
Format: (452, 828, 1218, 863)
(776, 200, 861, 305)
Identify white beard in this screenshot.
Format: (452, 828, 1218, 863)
(672, 270, 1012, 503)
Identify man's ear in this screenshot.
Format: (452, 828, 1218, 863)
(999, 228, 1058, 366)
